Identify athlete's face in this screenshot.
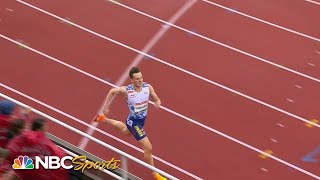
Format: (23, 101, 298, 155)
(131, 72, 143, 87)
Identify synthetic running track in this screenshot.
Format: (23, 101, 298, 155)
(0, 0, 319, 179)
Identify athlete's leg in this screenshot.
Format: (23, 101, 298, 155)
(102, 117, 130, 136)
(138, 137, 166, 180)
(138, 137, 154, 166)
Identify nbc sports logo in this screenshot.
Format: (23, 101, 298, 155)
(12, 155, 34, 169)
(11, 155, 120, 172)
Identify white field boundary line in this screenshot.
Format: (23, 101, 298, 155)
(1, 81, 319, 180)
(201, 0, 319, 41)
(0, 91, 178, 180)
(305, 0, 320, 6)
(16, 0, 320, 84)
(2, 18, 319, 128)
(0, 83, 200, 180)
(0, 37, 319, 179)
(78, 0, 198, 149)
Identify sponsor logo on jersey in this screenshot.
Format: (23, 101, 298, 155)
(134, 101, 148, 113)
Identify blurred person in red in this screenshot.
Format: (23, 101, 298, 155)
(0, 101, 26, 179)
(0, 100, 17, 148)
(0, 100, 30, 148)
(1, 118, 68, 180)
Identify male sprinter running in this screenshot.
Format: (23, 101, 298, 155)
(95, 67, 166, 180)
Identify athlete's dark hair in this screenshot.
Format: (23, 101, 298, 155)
(7, 118, 26, 139)
(129, 67, 140, 79)
(31, 118, 46, 131)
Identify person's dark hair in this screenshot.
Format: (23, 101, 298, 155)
(7, 118, 26, 139)
(129, 67, 140, 79)
(31, 118, 46, 131)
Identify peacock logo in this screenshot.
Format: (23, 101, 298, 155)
(12, 155, 34, 170)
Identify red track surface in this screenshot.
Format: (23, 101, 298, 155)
(0, 0, 319, 179)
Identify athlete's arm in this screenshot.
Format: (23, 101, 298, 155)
(148, 84, 161, 108)
(103, 86, 127, 116)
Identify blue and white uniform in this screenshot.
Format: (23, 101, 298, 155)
(125, 83, 149, 141)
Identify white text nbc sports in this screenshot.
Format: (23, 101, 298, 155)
(34, 156, 73, 169)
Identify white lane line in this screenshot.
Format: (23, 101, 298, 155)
(0, 82, 201, 180)
(201, 0, 319, 41)
(1, 38, 319, 179)
(16, 0, 320, 84)
(0, 83, 318, 179)
(161, 24, 170, 29)
(1, 31, 319, 128)
(78, 0, 197, 150)
(77, 122, 99, 149)
(9, 3, 320, 127)
(305, 0, 320, 6)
